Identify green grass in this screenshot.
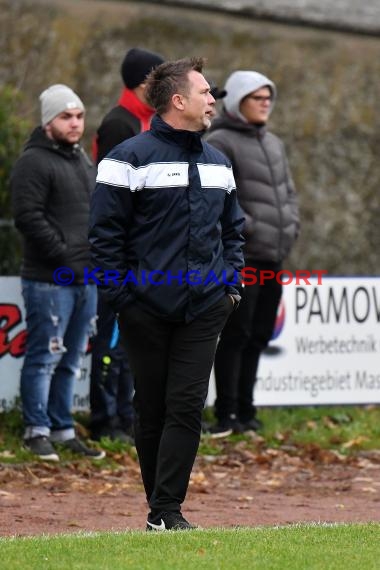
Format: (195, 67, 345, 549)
(1, 408, 379, 568)
(1, 524, 379, 570)
(199, 404, 380, 457)
(0, 408, 136, 466)
(1, 405, 380, 465)
(257, 405, 380, 452)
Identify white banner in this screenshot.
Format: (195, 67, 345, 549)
(0, 277, 91, 412)
(1, 276, 380, 410)
(209, 276, 380, 406)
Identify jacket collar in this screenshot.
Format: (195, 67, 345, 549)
(151, 114, 204, 152)
(25, 127, 82, 158)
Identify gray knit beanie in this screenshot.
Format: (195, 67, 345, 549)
(39, 84, 85, 126)
(223, 71, 276, 122)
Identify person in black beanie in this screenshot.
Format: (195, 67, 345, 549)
(93, 48, 165, 162)
(90, 47, 164, 443)
(121, 48, 165, 90)
(208, 81, 227, 118)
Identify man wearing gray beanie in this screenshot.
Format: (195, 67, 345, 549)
(205, 70, 300, 437)
(40, 84, 85, 126)
(10, 84, 104, 461)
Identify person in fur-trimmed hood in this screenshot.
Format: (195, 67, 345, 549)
(205, 70, 300, 437)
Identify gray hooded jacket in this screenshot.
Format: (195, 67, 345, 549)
(205, 71, 299, 263)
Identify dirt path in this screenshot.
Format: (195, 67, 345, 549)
(1, 446, 380, 536)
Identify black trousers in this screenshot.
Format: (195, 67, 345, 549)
(214, 261, 282, 423)
(89, 296, 134, 433)
(118, 295, 233, 515)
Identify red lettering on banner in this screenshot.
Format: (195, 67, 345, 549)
(241, 266, 258, 286)
(0, 303, 26, 358)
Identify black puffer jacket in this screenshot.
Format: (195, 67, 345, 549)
(205, 114, 299, 263)
(11, 127, 96, 283)
(95, 106, 140, 163)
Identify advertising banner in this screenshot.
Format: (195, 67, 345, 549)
(209, 276, 380, 406)
(0, 277, 91, 411)
(1, 276, 380, 410)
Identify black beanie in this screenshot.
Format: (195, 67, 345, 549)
(210, 86, 227, 100)
(121, 48, 165, 89)
(208, 79, 227, 100)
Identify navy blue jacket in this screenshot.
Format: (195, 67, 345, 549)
(89, 115, 245, 322)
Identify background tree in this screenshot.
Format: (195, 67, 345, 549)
(0, 85, 31, 274)
(1, 0, 380, 275)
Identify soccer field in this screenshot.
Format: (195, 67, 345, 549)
(1, 523, 379, 570)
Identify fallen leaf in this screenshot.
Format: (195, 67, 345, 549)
(353, 477, 374, 483)
(213, 472, 228, 479)
(0, 490, 16, 499)
(0, 450, 15, 458)
(261, 478, 282, 488)
(190, 471, 207, 485)
(323, 416, 337, 429)
(67, 520, 82, 527)
(342, 436, 369, 449)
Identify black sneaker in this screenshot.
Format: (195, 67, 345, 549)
(113, 427, 135, 444)
(91, 426, 134, 444)
(242, 417, 263, 432)
(206, 416, 244, 439)
(206, 423, 233, 439)
(146, 511, 196, 531)
(59, 438, 105, 459)
(24, 436, 59, 462)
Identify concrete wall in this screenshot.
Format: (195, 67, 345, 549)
(139, 0, 380, 35)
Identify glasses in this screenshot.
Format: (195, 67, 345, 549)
(247, 95, 272, 103)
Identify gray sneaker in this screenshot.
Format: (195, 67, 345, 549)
(24, 436, 59, 462)
(60, 438, 105, 460)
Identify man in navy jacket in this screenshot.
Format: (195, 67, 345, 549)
(89, 57, 244, 530)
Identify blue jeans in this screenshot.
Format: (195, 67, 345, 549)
(20, 279, 97, 441)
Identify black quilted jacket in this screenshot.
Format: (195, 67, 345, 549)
(11, 127, 96, 283)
